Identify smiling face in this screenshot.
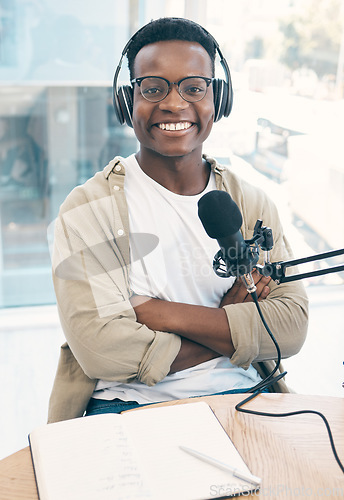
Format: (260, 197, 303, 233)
(132, 40, 215, 163)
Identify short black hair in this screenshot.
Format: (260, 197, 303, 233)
(126, 17, 217, 79)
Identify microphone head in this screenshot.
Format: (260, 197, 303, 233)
(198, 190, 243, 239)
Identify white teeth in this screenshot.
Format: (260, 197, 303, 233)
(158, 122, 192, 131)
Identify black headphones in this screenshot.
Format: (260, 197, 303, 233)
(113, 19, 233, 128)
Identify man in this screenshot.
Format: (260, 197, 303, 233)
(48, 18, 308, 423)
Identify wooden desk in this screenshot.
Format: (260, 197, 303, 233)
(0, 394, 343, 499)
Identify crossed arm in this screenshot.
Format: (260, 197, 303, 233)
(130, 270, 271, 374)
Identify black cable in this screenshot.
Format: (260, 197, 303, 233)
(235, 293, 344, 475)
(244, 291, 286, 393)
(236, 396, 344, 474)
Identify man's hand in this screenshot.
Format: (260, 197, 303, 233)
(220, 269, 271, 307)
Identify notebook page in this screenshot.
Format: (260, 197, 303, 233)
(122, 402, 257, 500)
(29, 414, 151, 500)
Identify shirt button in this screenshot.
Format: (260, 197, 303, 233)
(115, 164, 121, 172)
(113, 185, 120, 191)
(117, 229, 124, 236)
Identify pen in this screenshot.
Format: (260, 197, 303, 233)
(179, 445, 261, 486)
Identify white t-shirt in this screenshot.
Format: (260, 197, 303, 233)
(93, 155, 261, 403)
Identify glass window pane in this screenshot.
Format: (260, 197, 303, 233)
(205, 0, 344, 288)
(0, 1, 137, 307)
(1, 0, 344, 308)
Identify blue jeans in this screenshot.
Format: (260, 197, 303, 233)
(85, 387, 268, 416)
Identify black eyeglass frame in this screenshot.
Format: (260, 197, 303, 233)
(131, 75, 213, 103)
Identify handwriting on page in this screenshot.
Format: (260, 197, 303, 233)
(31, 414, 151, 500)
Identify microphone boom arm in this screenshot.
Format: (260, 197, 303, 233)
(257, 248, 344, 284)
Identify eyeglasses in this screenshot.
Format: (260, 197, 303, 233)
(131, 76, 213, 103)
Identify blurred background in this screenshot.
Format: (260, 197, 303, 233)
(1, 0, 343, 459)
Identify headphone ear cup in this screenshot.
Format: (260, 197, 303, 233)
(117, 86, 134, 128)
(212, 79, 221, 122)
(219, 80, 229, 120)
(213, 79, 233, 122)
(213, 79, 231, 122)
(223, 78, 233, 118)
(113, 87, 125, 125)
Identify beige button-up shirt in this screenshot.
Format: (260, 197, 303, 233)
(48, 155, 308, 423)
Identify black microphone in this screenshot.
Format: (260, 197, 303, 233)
(197, 190, 259, 294)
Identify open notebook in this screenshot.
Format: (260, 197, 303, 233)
(29, 401, 261, 500)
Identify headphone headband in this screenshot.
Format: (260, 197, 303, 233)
(113, 18, 233, 127)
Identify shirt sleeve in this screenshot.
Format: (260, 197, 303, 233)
(52, 189, 181, 387)
(222, 180, 309, 369)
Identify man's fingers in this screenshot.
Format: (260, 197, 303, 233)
(258, 285, 271, 301)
